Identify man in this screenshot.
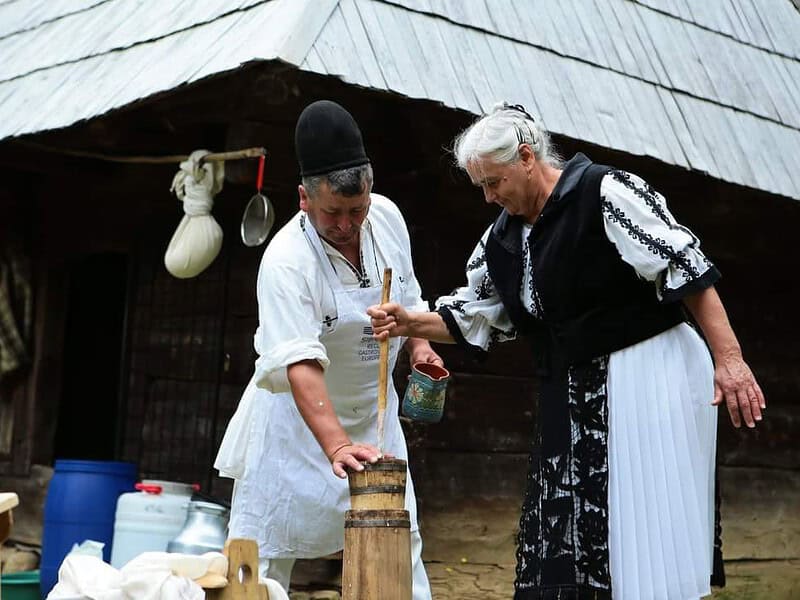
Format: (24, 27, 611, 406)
(215, 100, 440, 598)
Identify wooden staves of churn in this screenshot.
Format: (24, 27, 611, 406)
(347, 457, 407, 510)
(342, 456, 412, 597)
(342, 509, 412, 600)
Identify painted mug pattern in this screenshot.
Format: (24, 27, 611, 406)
(402, 362, 450, 423)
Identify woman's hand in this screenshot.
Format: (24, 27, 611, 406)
(682, 287, 766, 429)
(367, 302, 410, 340)
(406, 338, 444, 368)
(713, 351, 766, 428)
(328, 442, 383, 479)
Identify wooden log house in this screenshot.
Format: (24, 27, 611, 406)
(0, 1, 797, 596)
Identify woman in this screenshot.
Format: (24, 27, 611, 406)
(368, 103, 765, 600)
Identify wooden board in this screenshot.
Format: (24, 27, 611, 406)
(205, 538, 270, 600)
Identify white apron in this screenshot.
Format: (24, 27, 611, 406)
(219, 220, 418, 558)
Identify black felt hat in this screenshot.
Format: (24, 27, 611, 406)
(295, 100, 370, 176)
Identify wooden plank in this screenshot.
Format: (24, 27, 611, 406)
(768, 55, 800, 128)
(655, 88, 710, 174)
(545, 0, 583, 59)
(338, 0, 388, 90)
(405, 10, 466, 109)
(440, 25, 488, 113)
(586, 0, 626, 73)
(670, 93, 722, 177)
(566, 60, 613, 150)
(312, 5, 370, 83)
(355, 0, 410, 99)
(739, 0, 776, 50)
(768, 0, 800, 58)
(610, 0, 660, 81)
(517, 46, 581, 142)
(609, 72, 653, 160)
(640, 79, 688, 164)
(432, 20, 482, 114)
(481, 36, 524, 114)
(637, 5, 684, 90)
(736, 42, 790, 126)
(603, 0, 648, 79)
(627, 0, 672, 86)
(507, 0, 550, 53)
(205, 539, 270, 599)
(389, 3, 440, 101)
(367, 0, 427, 99)
(695, 97, 749, 185)
(722, 0, 751, 44)
(769, 122, 800, 195)
(728, 111, 783, 194)
(300, 45, 325, 73)
(462, 29, 507, 114)
(570, 0, 611, 67)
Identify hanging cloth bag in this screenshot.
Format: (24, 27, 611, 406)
(165, 150, 225, 278)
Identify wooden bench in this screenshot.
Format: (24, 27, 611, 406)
(0, 492, 21, 599)
(200, 538, 271, 600)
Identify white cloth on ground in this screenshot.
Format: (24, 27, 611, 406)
(47, 551, 226, 600)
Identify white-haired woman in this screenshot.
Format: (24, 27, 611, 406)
(369, 103, 765, 599)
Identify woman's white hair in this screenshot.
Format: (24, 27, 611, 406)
(453, 102, 563, 170)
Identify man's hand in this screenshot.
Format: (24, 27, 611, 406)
(328, 442, 383, 479)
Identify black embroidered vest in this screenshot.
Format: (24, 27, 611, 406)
(485, 153, 685, 374)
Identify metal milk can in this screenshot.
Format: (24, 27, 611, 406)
(166, 500, 229, 554)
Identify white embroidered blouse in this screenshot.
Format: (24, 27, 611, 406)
(435, 170, 717, 351)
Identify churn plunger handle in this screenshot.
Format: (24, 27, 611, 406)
(376, 267, 392, 451)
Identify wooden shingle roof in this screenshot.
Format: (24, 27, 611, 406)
(1, 0, 798, 199)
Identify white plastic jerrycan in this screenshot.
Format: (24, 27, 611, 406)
(109, 480, 197, 568)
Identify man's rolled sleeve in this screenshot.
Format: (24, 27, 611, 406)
(253, 261, 329, 393)
(254, 339, 329, 393)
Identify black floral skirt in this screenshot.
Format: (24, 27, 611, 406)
(513, 357, 724, 599)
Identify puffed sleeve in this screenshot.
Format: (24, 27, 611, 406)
(434, 226, 516, 352)
(252, 261, 330, 393)
(600, 170, 721, 302)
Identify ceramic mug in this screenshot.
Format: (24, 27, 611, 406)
(402, 362, 450, 423)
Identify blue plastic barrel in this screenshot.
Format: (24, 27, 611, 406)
(40, 460, 137, 597)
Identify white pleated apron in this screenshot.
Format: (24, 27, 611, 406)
(219, 220, 418, 558)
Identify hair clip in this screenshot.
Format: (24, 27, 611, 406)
(502, 102, 535, 122)
(499, 102, 537, 146)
